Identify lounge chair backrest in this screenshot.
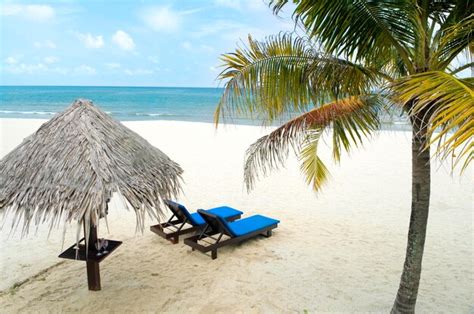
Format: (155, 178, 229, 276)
(165, 200, 199, 225)
(197, 209, 235, 237)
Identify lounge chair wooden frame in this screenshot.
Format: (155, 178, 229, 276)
(150, 215, 197, 244)
(150, 202, 241, 244)
(183, 210, 277, 259)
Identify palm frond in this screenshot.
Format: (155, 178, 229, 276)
(393, 71, 474, 171)
(244, 95, 382, 191)
(299, 129, 330, 191)
(433, 0, 473, 30)
(271, 0, 417, 72)
(431, 14, 474, 70)
(450, 61, 474, 75)
(331, 95, 383, 162)
(215, 34, 381, 125)
(216, 34, 316, 124)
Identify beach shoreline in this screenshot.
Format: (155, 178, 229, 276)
(0, 118, 472, 312)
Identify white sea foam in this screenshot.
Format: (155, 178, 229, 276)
(0, 110, 56, 115)
(133, 112, 174, 117)
(0, 110, 178, 118)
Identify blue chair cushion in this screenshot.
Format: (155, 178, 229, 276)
(190, 212, 206, 226)
(206, 206, 243, 218)
(227, 215, 280, 237)
(191, 206, 243, 226)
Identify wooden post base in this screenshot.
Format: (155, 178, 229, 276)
(86, 261, 101, 291)
(59, 216, 122, 291)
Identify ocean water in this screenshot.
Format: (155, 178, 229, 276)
(0, 85, 233, 123)
(0, 86, 409, 128)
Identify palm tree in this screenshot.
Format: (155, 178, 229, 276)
(215, 1, 473, 313)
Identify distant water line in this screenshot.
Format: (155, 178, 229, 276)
(0, 85, 410, 129)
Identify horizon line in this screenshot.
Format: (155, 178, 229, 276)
(0, 84, 224, 89)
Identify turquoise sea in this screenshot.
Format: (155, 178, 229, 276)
(0, 86, 409, 128)
(0, 86, 233, 123)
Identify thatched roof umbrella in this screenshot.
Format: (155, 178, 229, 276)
(0, 99, 183, 290)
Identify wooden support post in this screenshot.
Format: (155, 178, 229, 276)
(86, 261, 101, 291)
(84, 223, 101, 291)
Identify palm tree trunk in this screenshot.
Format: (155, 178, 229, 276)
(391, 113, 431, 313)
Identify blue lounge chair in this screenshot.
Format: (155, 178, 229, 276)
(150, 200, 242, 243)
(184, 209, 279, 259)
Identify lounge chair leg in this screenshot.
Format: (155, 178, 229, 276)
(170, 236, 179, 244)
(211, 249, 217, 260)
(191, 248, 195, 251)
(265, 230, 272, 237)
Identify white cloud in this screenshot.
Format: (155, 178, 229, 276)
(1, 4, 55, 22)
(200, 44, 215, 53)
(5, 57, 18, 65)
(52, 67, 69, 75)
(139, 6, 181, 32)
(124, 68, 154, 76)
(245, 0, 268, 12)
(192, 20, 244, 38)
(181, 41, 192, 50)
(214, 0, 241, 10)
(148, 56, 160, 64)
(209, 66, 219, 72)
(104, 62, 121, 69)
(193, 18, 294, 42)
(214, 0, 268, 12)
(43, 56, 59, 64)
(221, 26, 266, 41)
(5, 63, 46, 74)
(180, 42, 215, 53)
(34, 40, 56, 49)
(74, 65, 96, 75)
(77, 33, 104, 49)
(112, 30, 135, 51)
(4, 60, 96, 75)
(4, 62, 67, 75)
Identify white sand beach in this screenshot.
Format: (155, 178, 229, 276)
(0, 118, 472, 312)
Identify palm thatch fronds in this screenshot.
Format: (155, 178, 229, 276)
(0, 99, 183, 244)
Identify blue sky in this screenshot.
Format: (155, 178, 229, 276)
(0, 0, 296, 87)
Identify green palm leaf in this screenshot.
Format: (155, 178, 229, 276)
(393, 71, 474, 170)
(215, 34, 381, 125)
(431, 1, 473, 30)
(271, 0, 417, 72)
(431, 14, 474, 70)
(244, 96, 381, 191)
(215, 2, 472, 311)
(299, 129, 330, 191)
